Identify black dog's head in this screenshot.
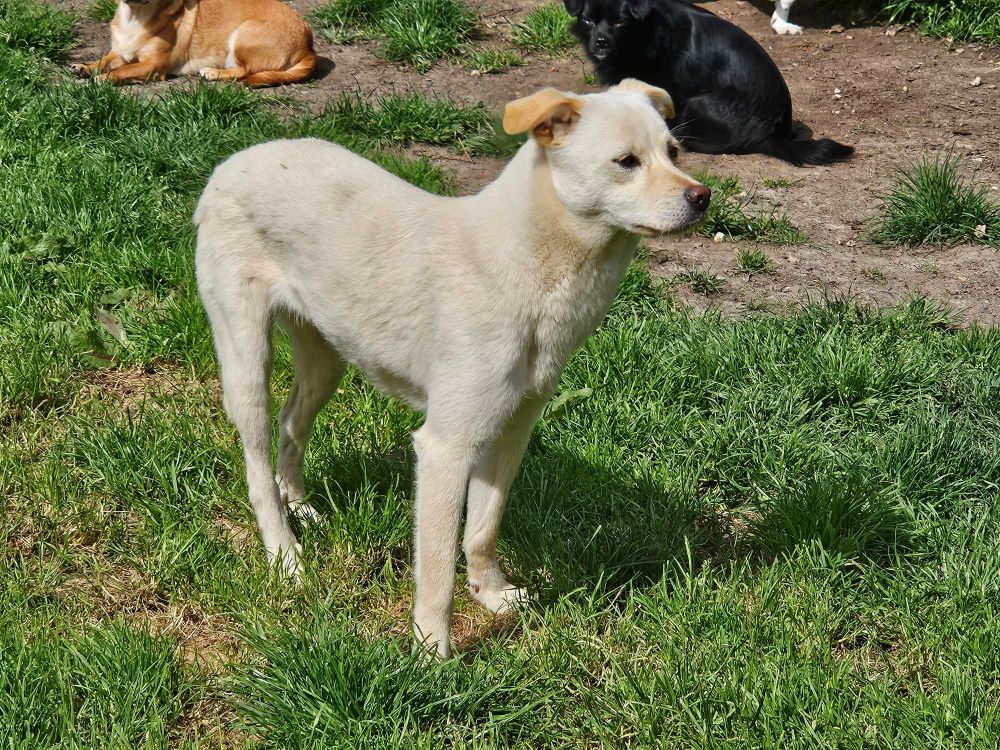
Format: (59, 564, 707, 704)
(564, 0, 652, 62)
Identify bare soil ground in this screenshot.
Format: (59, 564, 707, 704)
(61, 0, 1000, 322)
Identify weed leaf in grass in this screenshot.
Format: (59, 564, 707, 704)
(545, 386, 593, 419)
(869, 151, 999, 247)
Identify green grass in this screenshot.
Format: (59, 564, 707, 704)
(311, 0, 393, 30)
(699, 173, 805, 245)
(88, 0, 118, 23)
(735, 247, 775, 275)
(763, 176, 803, 189)
(675, 267, 725, 296)
(862, 266, 888, 282)
(2, 620, 197, 748)
(884, 0, 1000, 43)
(460, 46, 524, 74)
(0, 0, 75, 57)
(511, 3, 576, 54)
(4, 4, 1000, 747)
(380, 0, 478, 71)
(314, 92, 491, 149)
(869, 151, 1000, 247)
(311, 0, 477, 70)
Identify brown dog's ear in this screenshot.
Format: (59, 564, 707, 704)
(616, 78, 675, 119)
(503, 88, 584, 147)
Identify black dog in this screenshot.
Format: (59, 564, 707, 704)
(565, 0, 853, 166)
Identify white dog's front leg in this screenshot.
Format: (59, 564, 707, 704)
(411, 425, 477, 658)
(463, 396, 546, 614)
(771, 0, 802, 35)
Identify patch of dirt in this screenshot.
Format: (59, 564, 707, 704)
(61, 0, 1000, 322)
(76, 363, 203, 407)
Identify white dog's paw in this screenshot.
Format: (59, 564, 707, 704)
(412, 620, 452, 659)
(268, 539, 303, 580)
(771, 17, 803, 35)
(276, 473, 320, 522)
(70, 63, 91, 77)
(290, 501, 320, 522)
(468, 582, 529, 614)
(199, 67, 221, 81)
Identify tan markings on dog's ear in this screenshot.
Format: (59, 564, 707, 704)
(615, 78, 675, 119)
(503, 88, 584, 147)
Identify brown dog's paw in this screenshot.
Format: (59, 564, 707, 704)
(69, 63, 93, 77)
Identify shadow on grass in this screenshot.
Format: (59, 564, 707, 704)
(301, 435, 918, 607)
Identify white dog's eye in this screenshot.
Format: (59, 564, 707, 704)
(668, 144, 679, 160)
(614, 153, 641, 169)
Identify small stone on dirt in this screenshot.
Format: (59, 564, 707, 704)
(713, 232, 725, 244)
(829, 24, 845, 34)
(970, 76, 982, 87)
(975, 225, 988, 239)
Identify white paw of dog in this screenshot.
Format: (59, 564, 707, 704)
(412, 619, 452, 660)
(199, 67, 220, 81)
(468, 582, 529, 614)
(771, 17, 803, 35)
(290, 501, 320, 522)
(268, 540, 303, 580)
(276, 474, 320, 522)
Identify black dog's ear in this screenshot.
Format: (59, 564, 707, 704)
(564, 0, 584, 17)
(623, 0, 652, 20)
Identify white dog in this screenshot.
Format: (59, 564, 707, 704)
(194, 80, 710, 657)
(772, 0, 802, 34)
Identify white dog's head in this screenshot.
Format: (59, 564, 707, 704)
(503, 79, 710, 236)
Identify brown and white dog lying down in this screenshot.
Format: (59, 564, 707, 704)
(72, 0, 316, 86)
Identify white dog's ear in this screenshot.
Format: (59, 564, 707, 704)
(616, 78, 675, 119)
(503, 88, 584, 147)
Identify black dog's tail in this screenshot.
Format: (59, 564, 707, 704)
(758, 135, 855, 167)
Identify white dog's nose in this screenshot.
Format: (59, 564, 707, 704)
(684, 185, 711, 210)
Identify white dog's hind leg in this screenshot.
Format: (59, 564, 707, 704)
(411, 423, 480, 658)
(275, 316, 346, 522)
(202, 276, 301, 577)
(463, 396, 546, 615)
(771, 0, 802, 34)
